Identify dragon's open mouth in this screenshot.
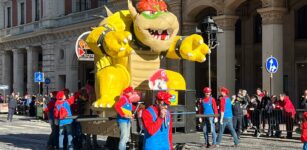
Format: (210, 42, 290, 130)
(147, 29, 171, 40)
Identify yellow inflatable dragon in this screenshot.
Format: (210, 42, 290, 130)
(86, 0, 210, 108)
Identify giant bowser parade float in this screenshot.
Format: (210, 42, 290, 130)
(75, 0, 210, 147)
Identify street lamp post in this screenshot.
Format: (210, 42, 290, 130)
(196, 16, 223, 88)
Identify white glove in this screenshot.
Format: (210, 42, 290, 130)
(214, 118, 218, 123)
(220, 119, 223, 125)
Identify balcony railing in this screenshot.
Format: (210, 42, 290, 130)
(0, 0, 126, 39)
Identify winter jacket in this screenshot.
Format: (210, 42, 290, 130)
(8, 97, 17, 108)
(300, 97, 307, 110)
(280, 96, 296, 118)
(301, 122, 307, 142)
(232, 100, 244, 117)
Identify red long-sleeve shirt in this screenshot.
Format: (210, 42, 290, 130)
(201, 96, 218, 115)
(220, 96, 229, 113)
(114, 95, 136, 117)
(142, 105, 172, 150)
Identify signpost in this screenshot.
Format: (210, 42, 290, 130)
(45, 78, 50, 95)
(265, 56, 279, 96)
(34, 72, 44, 94)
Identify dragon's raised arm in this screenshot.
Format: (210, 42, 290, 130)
(166, 35, 211, 63)
(86, 10, 134, 59)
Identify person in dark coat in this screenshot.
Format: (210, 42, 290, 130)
(248, 95, 261, 137)
(232, 91, 247, 139)
(7, 92, 17, 122)
(300, 90, 307, 110)
(29, 96, 36, 117)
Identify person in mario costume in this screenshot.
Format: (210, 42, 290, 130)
(201, 87, 218, 148)
(216, 87, 239, 147)
(115, 86, 140, 150)
(301, 112, 307, 150)
(142, 91, 173, 150)
(54, 90, 80, 150)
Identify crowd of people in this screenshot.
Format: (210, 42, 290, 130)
(3, 85, 307, 150)
(196, 87, 301, 148)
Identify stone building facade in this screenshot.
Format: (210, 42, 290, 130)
(0, 0, 307, 107)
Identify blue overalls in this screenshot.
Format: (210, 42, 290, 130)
(217, 97, 239, 145)
(203, 97, 214, 115)
(143, 107, 171, 150)
(224, 97, 233, 119)
(117, 96, 132, 150)
(202, 97, 217, 145)
(117, 96, 132, 123)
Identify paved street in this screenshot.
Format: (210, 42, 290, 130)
(0, 114, 303, 150)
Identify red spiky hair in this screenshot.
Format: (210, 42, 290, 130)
(136, 0, 168, 13)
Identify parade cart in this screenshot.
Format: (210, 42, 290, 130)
(68, 90, 199, 149)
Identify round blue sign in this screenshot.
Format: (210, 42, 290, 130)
(266, 56, 278, 74)
(45, 78, 51, 84)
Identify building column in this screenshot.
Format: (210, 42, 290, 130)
(13, 49, 25, 95)
(182, 21, 198, 90)
(26, 46, 39, 95)
(42, 44, 56, 93)
(2, 51, 13, 93)
(66, 43, 78, 92)
(257, 6, 286, 95)
(0, 2, 4, 29)
(164, 0, 182, 73)
(213, 15, 238, 95)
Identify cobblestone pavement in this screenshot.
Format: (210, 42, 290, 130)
(0, 114, 303, 150)
(176, 133, 302, 150)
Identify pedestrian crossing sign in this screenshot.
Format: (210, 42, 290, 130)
(266, 56, 278, 74)
(34, 72, 44, 83)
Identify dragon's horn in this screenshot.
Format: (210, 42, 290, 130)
(104, 5, 113, 17)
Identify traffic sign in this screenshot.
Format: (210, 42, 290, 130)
(266, 56, 278, 74)
(0, 85, 9, 90)
(34, 72, 44, 82)
(45, 78, 51, 84)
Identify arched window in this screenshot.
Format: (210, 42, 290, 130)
(254, 14, 262, 43)
(297, 5, 307, 39)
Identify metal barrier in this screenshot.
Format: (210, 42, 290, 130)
(248, 108, 306, 138)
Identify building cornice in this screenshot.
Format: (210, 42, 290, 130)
(0, 19, 100, 50)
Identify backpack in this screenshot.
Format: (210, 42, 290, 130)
(56, 103, 68, 120)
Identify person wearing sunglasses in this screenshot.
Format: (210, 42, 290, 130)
(142, 91, 172, 150)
